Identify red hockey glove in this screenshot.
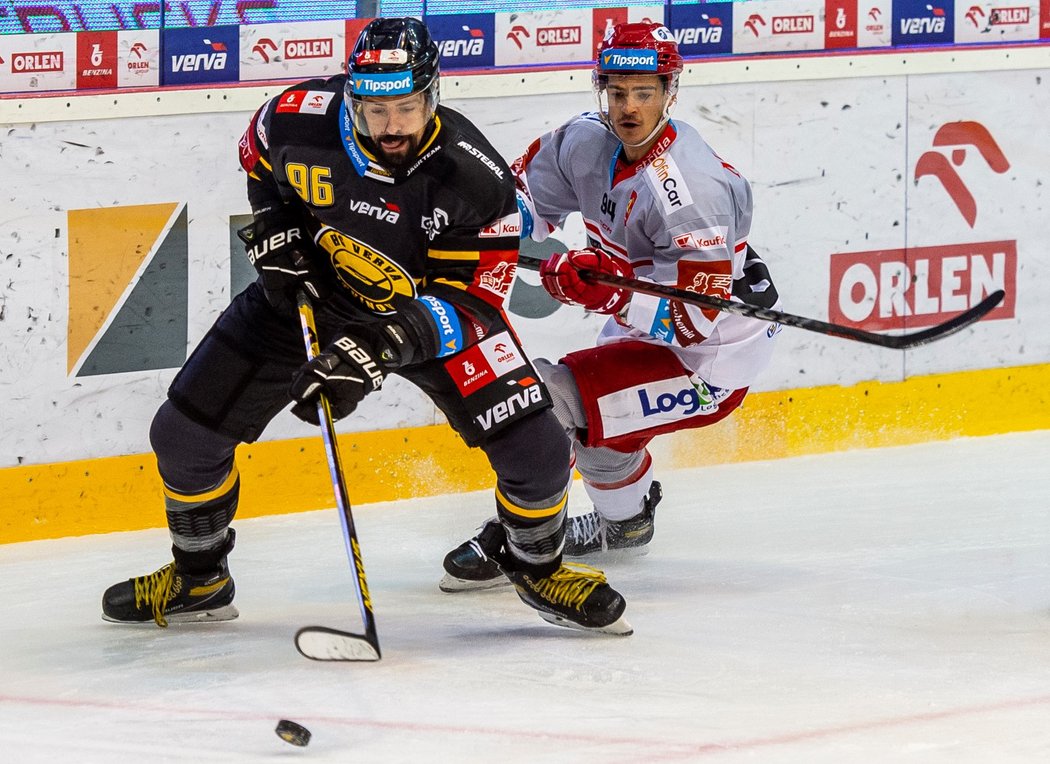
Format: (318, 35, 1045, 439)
(539, 247, 633, 315)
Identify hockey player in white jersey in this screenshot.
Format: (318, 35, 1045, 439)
(441, 22, 781, 591)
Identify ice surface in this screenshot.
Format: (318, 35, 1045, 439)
(3, 431, 1050, 762)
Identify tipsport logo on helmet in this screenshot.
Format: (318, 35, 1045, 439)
(351, 71, 414, 95)
(600, 48, 658, 71)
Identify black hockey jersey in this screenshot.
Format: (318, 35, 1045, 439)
(238, 75, 520, 332)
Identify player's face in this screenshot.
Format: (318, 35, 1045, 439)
(355, 91, 431, 168)
(604, 74, 667, 154)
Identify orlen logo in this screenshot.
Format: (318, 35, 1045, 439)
(772, 15, 816, 33)
(865, 6, 886, 33)
(744, 14, 767, 35)
(829, 243, 1015, 330)
(506, 24, 531, 49)
(900, 5, 947, 34)
(286, 38, 333, 59)
(12, 51, 63, 72)
(674, 15, 724, 45)
(171, 40, 227, 72)
(438, 26, 485, 56)
(253, 37, 278, 63)
(127, 41, 149, 73)
(914, 121, 1009, 227)
(537, 26, 581, 45)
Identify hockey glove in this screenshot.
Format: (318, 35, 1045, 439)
(289, 296, 466, 423)
(240, 206, 330, 308)
(540, 247, 633, 315)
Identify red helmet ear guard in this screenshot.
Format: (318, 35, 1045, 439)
(595, 22, 683, 80)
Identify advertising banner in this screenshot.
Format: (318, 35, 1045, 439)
(953, 2, 1039, 43)
(161, 25, 239, 86)
(0, 32, 76, 92)
(239, 20, 344, 82)
(732, 0, 828, 54)
(427, 13, 496, 70)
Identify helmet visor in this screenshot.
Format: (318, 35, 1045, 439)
(344, 78, 438, 139)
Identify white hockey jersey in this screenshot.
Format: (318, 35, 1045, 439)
(515, 113, 780, 390)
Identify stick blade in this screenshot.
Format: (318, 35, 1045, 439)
(887, 288, 1006, 350)
(295, 626, 382, 661)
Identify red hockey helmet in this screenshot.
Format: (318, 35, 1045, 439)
(594, 22, 683, 84)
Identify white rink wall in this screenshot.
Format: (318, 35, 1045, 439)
(1, 50, 1048, 468)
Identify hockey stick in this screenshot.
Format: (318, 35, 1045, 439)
(517, 255, 1004, 350)
(293, 291, 381, 661)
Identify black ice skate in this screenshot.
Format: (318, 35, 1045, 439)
(439, 518, 509, 593)
(564, 481, 662, 557)
(102, 531, 238, 627)
(503, 561, 632, 636)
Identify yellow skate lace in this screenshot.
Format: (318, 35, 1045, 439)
(133, 564, 175, 628)
(529, 563, 608, 611)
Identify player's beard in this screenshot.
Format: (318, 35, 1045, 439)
(374, 133, 421, 173)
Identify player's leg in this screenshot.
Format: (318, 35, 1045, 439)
(413, 323, 629, 633)
(558, 341, 745, 556)
(102, 282, 303, 626)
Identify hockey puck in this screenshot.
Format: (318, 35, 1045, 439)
(275, 719, 311, 747)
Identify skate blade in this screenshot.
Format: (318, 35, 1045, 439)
(537, 610, 633, 636)
(438, 573, 511, 593)
(100, 604, 239, 625)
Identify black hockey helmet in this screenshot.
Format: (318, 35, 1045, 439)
(345, 17, 441, 136)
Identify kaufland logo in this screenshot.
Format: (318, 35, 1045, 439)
(11, 51, 63, 72)
(537, 26, 581, 45)
(900, 5, 947, 34)
(438, 26, 486, 56)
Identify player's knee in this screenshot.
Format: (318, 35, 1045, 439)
(484, 408, 570, 500)
(533, 358, 587, 435)
(150, 400, 237, 489)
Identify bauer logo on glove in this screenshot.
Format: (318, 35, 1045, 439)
(539, 247, 634, 315)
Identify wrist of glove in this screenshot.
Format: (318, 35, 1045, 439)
(288, 296, 465, 423)
(240, 206, 331, 308)
(539, 247, 633, 315)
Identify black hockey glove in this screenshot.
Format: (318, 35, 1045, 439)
(289, 296, 468, 423)
(240, 206, 330, 308)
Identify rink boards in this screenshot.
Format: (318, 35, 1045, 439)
(1, 47, 1049, 542)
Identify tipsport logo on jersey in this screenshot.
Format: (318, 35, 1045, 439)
(427, 14, 495, 69)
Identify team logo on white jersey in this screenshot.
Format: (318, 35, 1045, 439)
(646, 154, 693, 214)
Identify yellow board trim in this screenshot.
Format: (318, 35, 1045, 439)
(4, 362, 1050, 545)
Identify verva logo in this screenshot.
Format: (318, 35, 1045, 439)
(914, 121, 1010, 227)
(829, 243, 1016, 330)
(900, 5, 947, 34)
(437, 26, 486, 57)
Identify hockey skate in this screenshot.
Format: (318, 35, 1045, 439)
(564, 481, 662, 557)
(503, 561, 632, 636)
(439, 518, 509, 592)
(102, 530, 238, 627)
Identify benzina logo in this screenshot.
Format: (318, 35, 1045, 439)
(914, 121, 1009, 227)
(829, 243, 1015, 330)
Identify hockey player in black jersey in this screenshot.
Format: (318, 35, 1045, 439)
(101, 17, 630, 636)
